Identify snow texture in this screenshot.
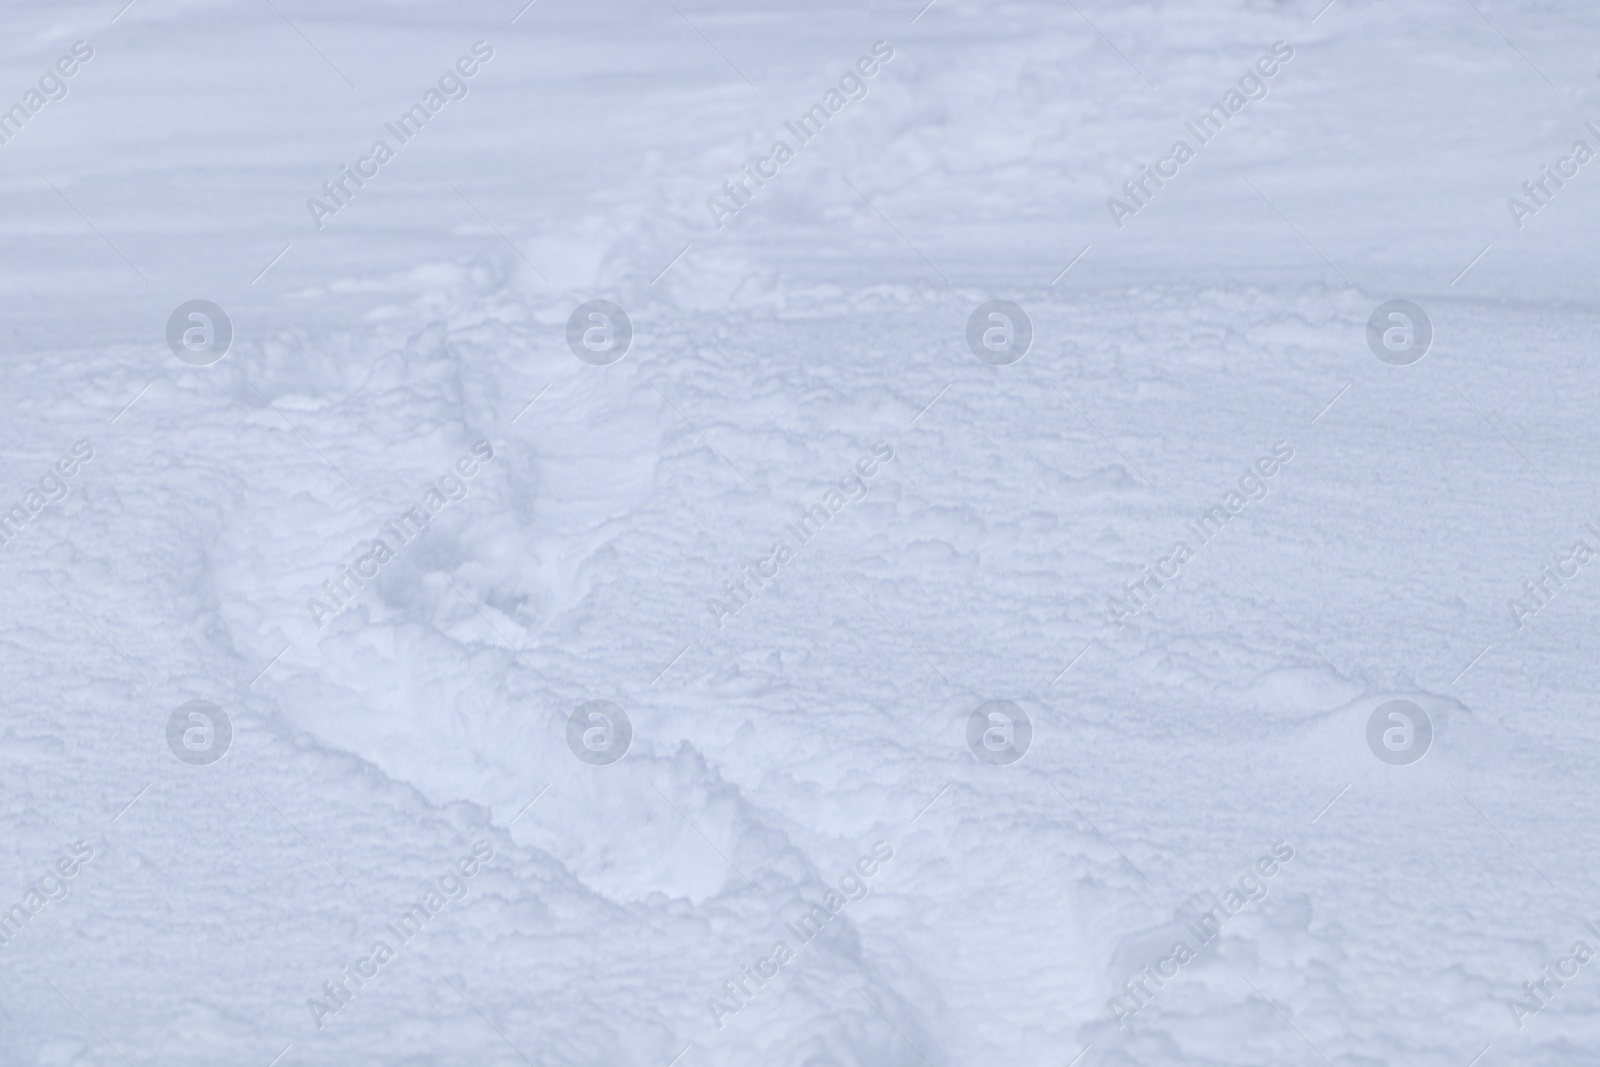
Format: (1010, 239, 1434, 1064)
(3, 0, 1600, 1065)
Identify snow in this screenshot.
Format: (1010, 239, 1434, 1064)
(3, 0, 1600, 1065)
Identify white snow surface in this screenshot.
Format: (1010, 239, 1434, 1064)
(4, 0, 1600, 1064)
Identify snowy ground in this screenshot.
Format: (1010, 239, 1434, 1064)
(4, 0, 1600, 1064)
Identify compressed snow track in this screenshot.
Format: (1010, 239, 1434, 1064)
(4, 0, 1600, 1065)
